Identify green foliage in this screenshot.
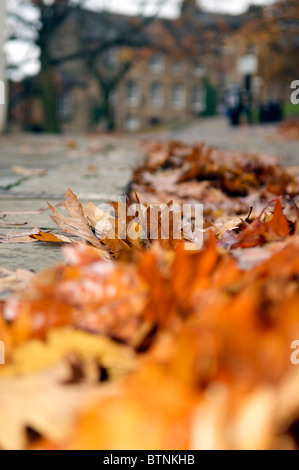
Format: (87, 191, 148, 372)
(201, 77, 218, 117)
(284, 102, 299, 119)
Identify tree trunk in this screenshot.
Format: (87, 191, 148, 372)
(39, 66, 60, 133)
(39, 40, 60, 133)
(101, 86, 115, 132)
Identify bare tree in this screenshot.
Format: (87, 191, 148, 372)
(7, 0, 170, 133)
(79, 6, 167, 131)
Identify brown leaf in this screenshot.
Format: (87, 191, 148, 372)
(232, 200, 291, 249)
(0, 267, 34, 294)
(12, 165, 46, 177)
(48, 190, 110, 258)
(32, 231, 72, 244)
(0, 228, 40, 244)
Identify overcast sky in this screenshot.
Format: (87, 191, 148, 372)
(85, 0, 274, 17)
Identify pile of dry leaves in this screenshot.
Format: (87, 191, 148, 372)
(278, 120, 299, 141)
(1, 140, 299, 450)
(131, 140, 298, 219)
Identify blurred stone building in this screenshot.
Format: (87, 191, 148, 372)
(9, 0, 261, 133)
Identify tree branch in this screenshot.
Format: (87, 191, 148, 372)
(50, 0, 169, 66)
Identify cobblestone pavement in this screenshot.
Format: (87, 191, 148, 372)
(0, 118, 297, 277)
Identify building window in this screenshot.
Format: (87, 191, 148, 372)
(57, 91, 72, 121)
(191, 86, 206, 113)
(194, 63, 206, 77)
(172, 84, 185, 110)
(104, 48, 118, 67)
(126, 81, 140, 107)
(150, 82, 164, 109)
(149, 54, 165, 73)
(171, 62, 183, 74)
(125, 116, 141, 131)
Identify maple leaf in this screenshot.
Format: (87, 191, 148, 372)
(232, 200, 291, 249)
(82, 201, 111, 233)
(48, 189, 110, 258)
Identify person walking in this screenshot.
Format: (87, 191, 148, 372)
(226, 83, 242, 127)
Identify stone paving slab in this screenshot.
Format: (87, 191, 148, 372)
(0, 134, 144, 278)
(0, 199, 61, 229)
(168, 118, 299, 166)
(0, 242, 63, 273)
(0, 176, 26, 190)
(0, 119, 298, 283)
